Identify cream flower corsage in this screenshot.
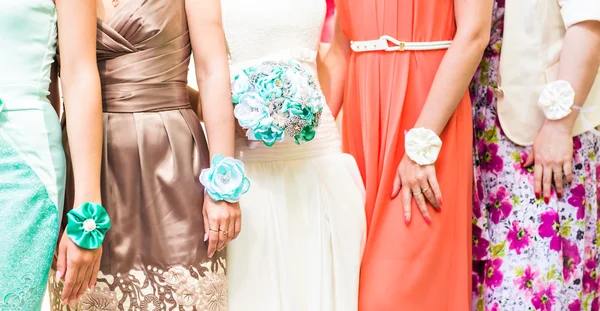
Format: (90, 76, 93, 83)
(537, 80, 575, 120)
(405, 128, 442, 165)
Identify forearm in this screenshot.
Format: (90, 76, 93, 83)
(550, 21, 600, 130)
(414, 34, 488, 134)
(320, 14, 349, 119)
(198, 68, 235, 158)
(62, 68, 103, 206)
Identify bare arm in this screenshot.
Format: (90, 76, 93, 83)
(413, 0, 492, 134)
(55, 0, 103, 304)
(320, 13, 350, 119)
(547, 21, 600, 130)
(186, 0, 234, 158)
(524, 19, 600, 200)
(185, 0, 240, 258)
(393, 0, 492, 224)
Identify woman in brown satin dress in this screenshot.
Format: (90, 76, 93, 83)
(49, 0, 238, 310)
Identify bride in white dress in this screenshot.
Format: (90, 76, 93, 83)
(220, 0, 366, 310)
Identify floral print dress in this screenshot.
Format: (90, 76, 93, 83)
(471, 1, 600, 310)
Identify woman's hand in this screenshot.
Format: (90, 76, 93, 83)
(524, 121, 574, 202)
(55, 231, 102, 306)
(203, 196, 242, 258)
(392, 154, 442, 225)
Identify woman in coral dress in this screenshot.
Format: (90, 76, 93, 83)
(323, 0, 492, 309)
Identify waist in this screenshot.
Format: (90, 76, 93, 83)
(0, 83, 52, 111)
(102, 82, 191, 113)
(229, 48, 318, 77)
(351, 36, 452, 53)
(235, 117, 341, 163)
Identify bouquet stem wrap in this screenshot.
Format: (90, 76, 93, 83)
(66, 202, 111, 250)
(200, 155, 251, 203)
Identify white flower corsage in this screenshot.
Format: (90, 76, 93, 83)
(537, 80, 575, 120)
(405, 128, 442, 165)
(199, 155, 250, 203)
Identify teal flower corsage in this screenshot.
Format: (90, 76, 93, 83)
(66, 202, 111, 250)
(200, 155, 251, 203)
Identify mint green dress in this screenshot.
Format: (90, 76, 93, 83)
(0, 1, 66, 310)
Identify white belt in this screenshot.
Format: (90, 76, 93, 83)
(351, 35, 452, 52)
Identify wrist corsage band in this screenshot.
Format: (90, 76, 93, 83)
(200, 154, 251, 203)
(66, 202, 111, 250)
(538, 80, 575, 120)
(405, 127, 443, 165)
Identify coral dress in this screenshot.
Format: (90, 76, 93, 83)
(337, 0, 472, 309)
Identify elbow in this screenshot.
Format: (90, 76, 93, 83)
(60, 61, 100, 90)
(456, 27, 490, 55)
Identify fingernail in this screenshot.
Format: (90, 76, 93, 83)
(56, 271, 62, 281)
(535, 192, 540, 199)
(424, 217, 431, 225)
(90, 284, 95, 291)
(544, 197, 549, 204)
(204, 233, 208, 242)
(404, 216, 410, 225)
(557, 193, 563, 199)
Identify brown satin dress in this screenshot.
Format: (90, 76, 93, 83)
(48, 1, 227, 310)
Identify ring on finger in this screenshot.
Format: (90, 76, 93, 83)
(413, 191, 422, 196)
(422, 187, 430, 193)
(220, 230, 228, 236)
(209, 228, 219, 233)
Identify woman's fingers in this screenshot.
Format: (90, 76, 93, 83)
(553, 164, 564, 199)
(564, 161, 574, 184)
(207, 220, 219, 258)
(419, 179, 437, 209)
(534, 162, 543, 199)
(225, 218, 236, 248)
(74, 263, 93, 302)
(202, 207, 210, 243)
(61, 261, 79, 304)
(542, 165, 553, 203)
(402, 185, 412, 225)
(427, 170, 443, 209)
(391, 171, 402, 198)
(217, 218, 229, 252)
(88, 257, 101, 290)
(411, 185, 431, 224)
(56, 235, 68, 283)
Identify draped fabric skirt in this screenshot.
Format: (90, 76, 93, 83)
(227, 110, 367, 311)
(49, 107, 228, 311)
(0, 101, 65, 311)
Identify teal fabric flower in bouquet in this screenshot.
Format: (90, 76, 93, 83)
(231, 60, 325, 147)
(66, 202, 111, 250)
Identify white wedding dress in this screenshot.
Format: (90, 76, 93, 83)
(221, 0, 366, 310)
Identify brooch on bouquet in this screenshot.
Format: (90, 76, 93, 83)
(231, 60, 325, 147)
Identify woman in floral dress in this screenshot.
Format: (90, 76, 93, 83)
(471, 0, 600, 310)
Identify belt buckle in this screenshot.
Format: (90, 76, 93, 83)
(381, 35, 405, 52)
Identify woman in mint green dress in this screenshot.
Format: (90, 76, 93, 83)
(0, 1, 104, 309)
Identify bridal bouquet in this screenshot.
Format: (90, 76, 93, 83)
(231, 60, 325, 147)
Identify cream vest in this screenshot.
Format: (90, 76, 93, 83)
(497, 0, 600, 146)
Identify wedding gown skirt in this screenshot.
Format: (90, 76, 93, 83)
(228, 106, 366, 311)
